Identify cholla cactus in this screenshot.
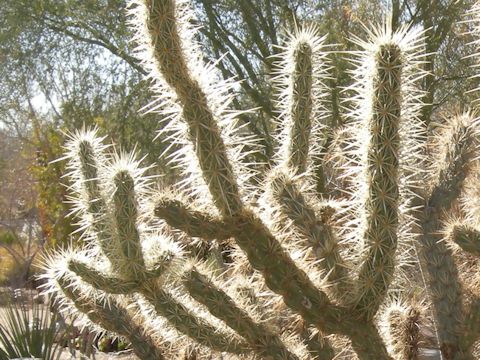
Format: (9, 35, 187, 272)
(40, 0, 480, 359)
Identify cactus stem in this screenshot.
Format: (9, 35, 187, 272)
(142, 0, 243, 216)
(68, 259, 139, 294)
(140, 280, 249, 354)
(269, 170, 350, 299)
(154, 195, 232, 241)
(184, 268, 300, 360)
(112, 169, 146, 278)
(450, 224, 480, 256)
(354, 42, 403, 318)
(420, 112, 479, 357)
(56, 274, 165, 360)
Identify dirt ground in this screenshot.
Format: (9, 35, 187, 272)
(57, 348, 137, 360)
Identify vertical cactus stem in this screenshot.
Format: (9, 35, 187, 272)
(112, 170, 145, 277)
(463, 298, 480, 351)
(183, 268, 300, 360)
(56, 275, 165, 360)
(450, 224, 480, 256)
(140, 281, 249, 354)
(77, 140, 112, 256)
(287, 42, 313, 174)
(355, 43, 402, 318)
(269, 172, 350, 298)
(420, 112, 479, 358)
(144, 0, 242, 216)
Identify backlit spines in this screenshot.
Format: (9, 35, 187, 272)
(63, 129, 113, 254)
(421, 111, 480, 357)
(128, 0, 258, 215)
(266, 169, 350, 300)
(272, 26, 330, 177)
(382, 301, 422, 360)
(183, 267, 300, 360)
(345, 22, 426, 318)
(39, 0, 480, 358)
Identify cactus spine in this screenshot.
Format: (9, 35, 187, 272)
(40, 1, 480, 359)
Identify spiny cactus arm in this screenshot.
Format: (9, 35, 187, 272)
(140, 281, 249, 354)
(69, 136, 114, 259)
(140, 0, 242, 216)
(450, 225, 480, 256)
(285, 41, 313, 174)
(273, 26, 329, 181)
(342, 323, 393, 360)
(183, 268, 300, 360)
(299, 326, 335, 360)
(429, 113, 480, 210)
(111, 169, 145, 277)
(420, 112, 479, 357)
(68, 259, 139, 294)
(420, 217, 463, 358)
(353, 42, 402, 318)
(463, 298, 480, 351)
(268, 171, 350, 298)
(154, 195, 232, 241)
(383, 303, 421, 360)
(232, 211, 392, 360)
(56, 275, 165, 360)
(230, 211, 340, 329)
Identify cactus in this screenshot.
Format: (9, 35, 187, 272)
(40, 0, 480, 359)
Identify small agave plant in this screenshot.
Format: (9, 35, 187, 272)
(40, 0, 480, 359)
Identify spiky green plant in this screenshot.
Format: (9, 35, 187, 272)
(39, 0, 480, 359)
(0, 291, 62, 360)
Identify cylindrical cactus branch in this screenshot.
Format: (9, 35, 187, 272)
(66, 133, 114, 260)
(154, 194, 232, 241)
(420, 112, 479, 358)
(273, 26, 330, 184)
(383, 303, 422, 360)
(268, 170, 350, 299)
(286, 41, 313, 174)
(55, 274, 165, 360)
(138, 0, 243, 216)
(67, 259, 139, 294)
(450, 224, 480, 256)
(139, 280, 249, 354)
(183, 267, 299, 360)
(112, 169, 146, 278)
(353, 42, 402, 318)
(344, 22, 426, 321)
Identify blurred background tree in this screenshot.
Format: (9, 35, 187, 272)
(0, 0, 478, 285)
